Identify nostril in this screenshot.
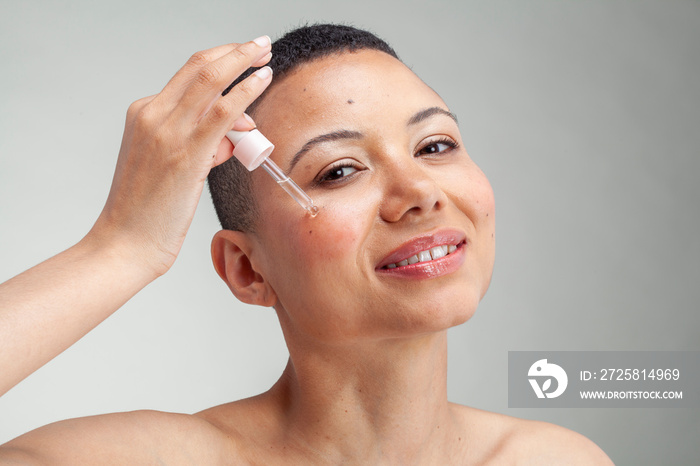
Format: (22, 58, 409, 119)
(378, 166, 448, 223)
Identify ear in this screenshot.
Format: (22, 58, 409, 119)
(211, 230, 277, 307)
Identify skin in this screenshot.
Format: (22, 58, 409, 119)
(207, 50, 611, 464)
(0, 41, 613, 464)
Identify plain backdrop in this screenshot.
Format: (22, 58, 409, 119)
(1, 0, 698, 464)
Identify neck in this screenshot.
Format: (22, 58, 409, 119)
(267, 331, 459, 463)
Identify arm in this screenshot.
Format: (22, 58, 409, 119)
(0, 36, 272, 398)
(0, 235, 158, 397)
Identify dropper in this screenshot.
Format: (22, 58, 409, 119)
(226, 129, 319, 216)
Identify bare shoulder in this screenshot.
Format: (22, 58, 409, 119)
(0, 409, 237, 465)
(194, 394, 277, 462)
(502, 417, 614, 465)
(452, 404, 614, 465)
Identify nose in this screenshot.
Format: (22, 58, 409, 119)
(379, 160, 448, 223)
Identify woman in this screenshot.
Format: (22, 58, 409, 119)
(0, 24, 612, 464)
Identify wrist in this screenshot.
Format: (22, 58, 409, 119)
(80, 219, 173, 283)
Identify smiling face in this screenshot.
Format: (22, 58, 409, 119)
(243, 49, 495, 345)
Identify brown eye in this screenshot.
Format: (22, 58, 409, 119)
(319, 165, 358, 183)
(416, 139, 457, 156)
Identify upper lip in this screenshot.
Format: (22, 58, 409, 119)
(376, 228, 467, 269)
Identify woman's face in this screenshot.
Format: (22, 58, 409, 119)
(248, 50, 495, 344)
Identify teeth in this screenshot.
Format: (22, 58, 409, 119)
(384, 244, 459, 269)
(430, 246, 446, 260)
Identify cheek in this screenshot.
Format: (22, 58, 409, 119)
(256, 176, 379, 303)
(447, 161, 495, 225)
(463, 165, 496, 296)
(474, 173, 496, 226)
(265, 193, 377, 339)
(461, 164, 495, 215)
(292, 197, 371, 270)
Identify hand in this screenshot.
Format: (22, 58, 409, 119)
(89, 37, 273, 276)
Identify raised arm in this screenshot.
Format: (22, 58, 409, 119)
(0, 36, 272, 398)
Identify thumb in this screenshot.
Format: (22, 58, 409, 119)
(213, 113, 256, 166)
(231, 112, 256, 131)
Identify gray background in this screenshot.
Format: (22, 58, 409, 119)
(0, 0, 698, 463)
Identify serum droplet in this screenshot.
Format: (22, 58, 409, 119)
(307, 204, 319, 217)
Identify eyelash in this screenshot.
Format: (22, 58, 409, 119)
(314, 161, 363, 186)
(314, 137, 459, 186)
(417, 137, 459, 157)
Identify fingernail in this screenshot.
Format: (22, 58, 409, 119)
(232, 113, 256, 131)
(253, 35, 271, 48)
(242, 112, 256, 127)
(254, 66, 272, 80)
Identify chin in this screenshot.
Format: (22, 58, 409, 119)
(384, 293, 481, 337)
(434, 301, 479, 331)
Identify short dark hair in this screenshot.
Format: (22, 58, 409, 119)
(207, 23, 399, 232)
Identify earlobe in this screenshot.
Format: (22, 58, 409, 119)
(211, 230, 277, 307)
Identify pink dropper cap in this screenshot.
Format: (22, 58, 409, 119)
(226, 129, 274, 171)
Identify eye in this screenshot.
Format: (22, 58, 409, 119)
(416, 138, 458, 156)
(316, 163, 360, 185)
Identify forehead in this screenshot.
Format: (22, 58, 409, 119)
(252, 50, 447, 156)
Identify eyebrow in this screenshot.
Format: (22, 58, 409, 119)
(407, 106, 459, 126)
(286, 106, 459, 174)
(287, 129, 362, 174)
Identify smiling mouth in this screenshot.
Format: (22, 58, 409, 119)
(381, 242, 463, 269)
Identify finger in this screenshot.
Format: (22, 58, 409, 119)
(251, 51, 273, 69)
(213, 134, 235, 167)
(211, 113, 258, 166)
(231, 113, 257, 131)
(154, 42, 270, 108)
(159, 43, 242, 99)
(220, 51, 272, 97)
(195, 67, 273, 160)
(177, 36, 272, 121)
